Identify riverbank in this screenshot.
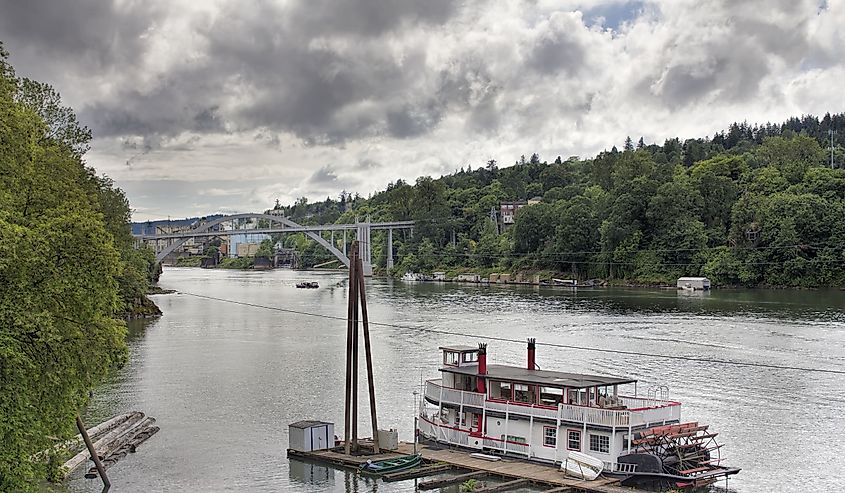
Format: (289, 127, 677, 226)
(122, 294, 162, 320)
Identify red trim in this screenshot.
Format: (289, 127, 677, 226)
(485, 398, 558, 410)
(566, 429, 582, 451)
(542, 426, 557, 448)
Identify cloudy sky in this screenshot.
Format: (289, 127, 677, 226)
(1, 0, 842, 221)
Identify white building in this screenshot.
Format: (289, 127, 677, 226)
(677, 277, 711, 290)
(288, 420, 334, 452)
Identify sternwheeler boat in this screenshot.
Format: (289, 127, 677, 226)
(416, 339, 740, 489)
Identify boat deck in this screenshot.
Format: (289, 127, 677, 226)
(288, 440, 633, 493)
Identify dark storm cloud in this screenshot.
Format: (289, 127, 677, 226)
(0, 0, 159, 72)
(386, 103, 442, 138)
(528, 35, 586, 76)
(64, 0, 460, 145)
(286, 0, 457, 36)
(308, 165, 339, 185)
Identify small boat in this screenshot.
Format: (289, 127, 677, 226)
(359, 453, 422, 475)
(562, 451, 604, 480)
(296, 282, 319, 289)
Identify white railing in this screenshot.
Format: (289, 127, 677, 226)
(424, 379, 682, 429)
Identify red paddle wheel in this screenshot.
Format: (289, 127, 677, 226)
(631, 422, 726, 487)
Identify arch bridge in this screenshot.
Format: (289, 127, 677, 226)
(134, 213, 414, 276)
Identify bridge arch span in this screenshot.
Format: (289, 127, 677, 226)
(152, 213, 349, 266)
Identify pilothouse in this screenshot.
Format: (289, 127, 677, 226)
(417, 339, 740, 489)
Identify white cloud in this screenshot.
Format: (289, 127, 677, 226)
(2, 0, 843, 220)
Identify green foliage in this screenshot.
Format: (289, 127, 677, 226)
(219, 256, 255, 269)
(268, 106, 845, 287)
(0, 45, 135, 490)
(176, 256, 203, 267)
(460, 478, 480, 492)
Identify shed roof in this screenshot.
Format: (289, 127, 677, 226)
(677, 277, 710, 281)
(289, 420, 333, 429)
(439, 345, 479, 353)
(442, 364, 635, 389)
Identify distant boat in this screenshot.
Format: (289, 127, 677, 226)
(401, 272, 428, 281)
(552, 279, 594, 287)
(359, 453, 422, 475)
(296, 282, 319, 289)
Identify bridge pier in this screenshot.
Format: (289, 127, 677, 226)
(386, 228, 394, 271)
(356, 219, 373, 276)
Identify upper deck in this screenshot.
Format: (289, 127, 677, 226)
(430, 340, 681, 429)
(425, 378, 681, 429)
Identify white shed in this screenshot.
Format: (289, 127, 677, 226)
(288, 420, 335, 452)
(677, 277, 711, 290)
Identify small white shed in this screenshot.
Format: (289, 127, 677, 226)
(289, 420, 335, 452)
(677, 277, 711, 290)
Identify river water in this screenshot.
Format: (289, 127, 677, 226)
(67, 268, 845, 493)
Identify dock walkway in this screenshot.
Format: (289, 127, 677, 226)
(288, 441, 633, 493)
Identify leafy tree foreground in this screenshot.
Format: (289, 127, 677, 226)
(0, 45, 158, 489)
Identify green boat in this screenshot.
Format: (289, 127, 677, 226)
(359, 454, 422, 475)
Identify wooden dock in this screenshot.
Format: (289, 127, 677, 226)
(288, 441, 634, 493)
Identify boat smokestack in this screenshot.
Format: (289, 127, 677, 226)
(527, 338, 536, 370)
(476, 343, 487, 394)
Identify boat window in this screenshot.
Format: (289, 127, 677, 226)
(462, 352, 477, 363)
(489, 381, 511, 400)
(568, 389, 589, 406)
(513, 384, 535, 403)
(589, 434, 610, 454)
(543, 426, 557, 447)
(444, 351, 460, 366)
(539, 387, 564, 406)
(502, 434, 526, 444)
(567, 430, 581, 451)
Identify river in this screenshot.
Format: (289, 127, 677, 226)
(67, 268, 845, 493)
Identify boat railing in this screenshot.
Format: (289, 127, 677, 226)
(424, 379, 681, 429)
(418, 414, 529, 456)
(618, 394, 680, 410)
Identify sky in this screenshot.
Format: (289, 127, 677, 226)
(1, 0, 843, 221)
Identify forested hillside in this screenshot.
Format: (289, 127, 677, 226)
(0, 46, 158, 490)
(276, 116, 845, 288)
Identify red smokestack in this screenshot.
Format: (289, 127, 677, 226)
(527, 338, 536, 370)
(476, 343, 487, 394)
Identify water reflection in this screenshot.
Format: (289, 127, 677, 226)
(65, 268, 845, 493)
(289, 460, 334, 487)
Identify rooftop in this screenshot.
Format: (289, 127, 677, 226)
(442, 364, 636, 389)
(289, 420, 333, 429)
(439, 345, 479, 353)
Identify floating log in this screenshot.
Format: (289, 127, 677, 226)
(34, 413, 136, 462)
(473, 479, 530, 492)
(96, 417, 155, 460)
(381, 463, 453, 482)
(62, 412, 145, 475)
(84, 419, 160, 479)
(419, 470, 488, 490)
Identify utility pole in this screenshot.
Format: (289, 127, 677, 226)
(343, 241, 380, 455)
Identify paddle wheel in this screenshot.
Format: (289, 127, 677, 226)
(630, 422, 726, 487)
